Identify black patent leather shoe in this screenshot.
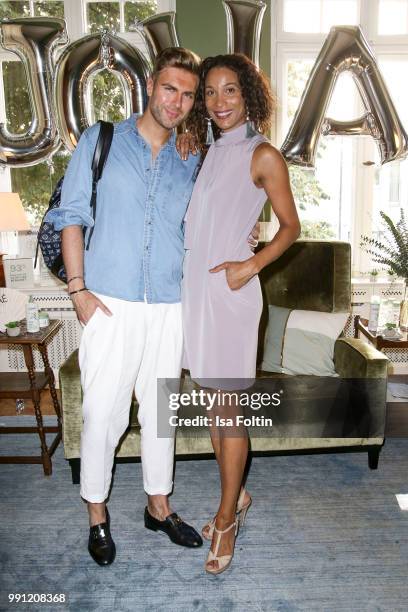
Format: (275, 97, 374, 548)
(144, 507, 203, 548)
(88, 508, 116, 566)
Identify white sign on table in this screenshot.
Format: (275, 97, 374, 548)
(4, 258, 34, 289)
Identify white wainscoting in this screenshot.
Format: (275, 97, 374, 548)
(1, 280, 407, 381)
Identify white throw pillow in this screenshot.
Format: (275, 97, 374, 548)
(261, 306, 350, 376)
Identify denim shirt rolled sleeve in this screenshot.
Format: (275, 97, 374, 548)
(45, 129, 95, 230)
(45, 114, 200, 303)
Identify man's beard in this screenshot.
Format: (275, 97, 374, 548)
(149, 102, 184, 130)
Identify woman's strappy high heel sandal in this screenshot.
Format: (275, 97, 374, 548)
(205, 520, 238, 575)
(202, 488, 252, 541)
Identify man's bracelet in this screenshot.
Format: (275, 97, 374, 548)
(67, 275, 84, 284)
(69, 287, 88, 297)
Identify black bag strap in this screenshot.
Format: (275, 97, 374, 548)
(86, 120, 114, 250)
(92, 120, 114, 182)
(35, 120, 114, 268)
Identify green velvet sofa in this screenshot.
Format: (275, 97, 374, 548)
(59, 240, 389, 484)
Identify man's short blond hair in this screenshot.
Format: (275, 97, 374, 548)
(152, 47, 201, 79)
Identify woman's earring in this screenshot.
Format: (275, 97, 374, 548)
(206, 117, 215, 145)
(246, 111, 257, 138)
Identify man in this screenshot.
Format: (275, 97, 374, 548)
(47, 48, 203, 565)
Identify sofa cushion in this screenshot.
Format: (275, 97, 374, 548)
(261, 305, 349, 376)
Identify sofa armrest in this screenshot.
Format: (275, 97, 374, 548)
(59, 349, 83, 458)
(334, 337, 389, 378)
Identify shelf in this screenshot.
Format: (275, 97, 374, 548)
(0, 372, 49, 396)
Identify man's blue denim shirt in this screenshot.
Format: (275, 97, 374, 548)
(46, 114, 199, 303)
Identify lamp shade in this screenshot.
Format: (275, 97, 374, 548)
(0, 193, 30, 231)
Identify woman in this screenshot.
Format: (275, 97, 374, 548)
(182, 54, 300, 574)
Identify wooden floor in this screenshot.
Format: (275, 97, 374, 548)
(385, 403, 408, 436)
(0, 389, 60, 416)
(385, 374, 408, 437)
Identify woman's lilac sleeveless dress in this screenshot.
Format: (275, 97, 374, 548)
(182, 122, 268, 389)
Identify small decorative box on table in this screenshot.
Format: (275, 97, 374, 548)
(354, 315, 408, 351)
(0, 319, 63, 475)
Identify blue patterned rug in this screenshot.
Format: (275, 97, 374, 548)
(1, 416, 408, 612)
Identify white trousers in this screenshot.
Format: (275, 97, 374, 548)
(78, 293, 183, 502)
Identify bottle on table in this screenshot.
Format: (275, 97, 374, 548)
(368, 295, 381, 332)
(26, 296, 40, 333)
(39, 310, 49, 328)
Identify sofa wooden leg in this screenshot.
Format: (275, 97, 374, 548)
(368, 447, 380, 470)
(69, 458, 80, 484)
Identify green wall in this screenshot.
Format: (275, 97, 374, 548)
(175, 0, 271, 75)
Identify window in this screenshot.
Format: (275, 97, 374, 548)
(85, 0, 157, 34)
(0, 2, 68, 225)
(91, 71, 127, 124)
(378, 0, 408, 35)
(0, 0, 64, 20)
(274, 0, 408, 273)
(283, 58, 359, 242)
(0, 0, 168, 225)
(371, 56, 408, 243)
(282, 0, 359, 34)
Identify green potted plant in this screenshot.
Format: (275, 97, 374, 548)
(5, 321, 21, 337)
(361, 209, 408, 330)
(387, 269, 396, 282)
(383, 322, 403, 339)
(369, 269, 378, 282)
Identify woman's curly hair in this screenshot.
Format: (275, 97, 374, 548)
(186, 53, 275, 150)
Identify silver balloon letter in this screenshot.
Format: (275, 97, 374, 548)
(54, 30, 150, 151)
(281, 26, 408, 166)
(139, 12, 180, 65)
(223, 0, 266, 67)
(0, 17, 67, 167)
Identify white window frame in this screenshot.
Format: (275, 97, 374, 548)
(66, 0, 174, 52)
(276, 0, 363, 43)
(369, 0, 408, 44)
(78, 0, 174, 39)
(0, 0, 172, 217)
(277, 45, 363, 255)
(0, 0, 65, 17)
(272, 0, 408, 274)
(0, 0, 173, 134)
(275, 44, 319, 145)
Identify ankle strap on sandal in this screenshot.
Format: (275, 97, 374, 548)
(214, 521, 237, 535)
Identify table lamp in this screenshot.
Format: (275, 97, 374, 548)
(0, 193, 30, 287)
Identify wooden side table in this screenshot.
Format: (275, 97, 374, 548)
(354, 315, 408, 350)
(0, 319, 63, 476)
